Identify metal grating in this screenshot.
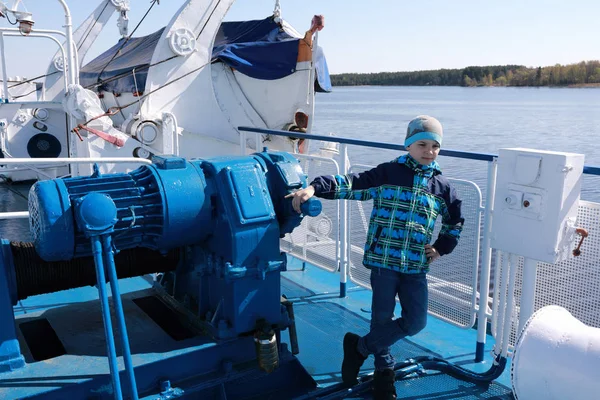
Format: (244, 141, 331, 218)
(393, 372, 514, 399)
(27, 191, 40, 245)
(287, 301, 441, 378)
(287, 301, 513, 399)
(491, 200, 600, 349)
(280, 156, 340, 272)
(347, 163, 482, 329)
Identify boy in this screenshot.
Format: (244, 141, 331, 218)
(286, 115, 463, 400)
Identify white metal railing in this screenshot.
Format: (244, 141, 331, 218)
(0, 29, 68, 96)
(346, 163, 484, 329)
(0, 157, 152, 220)
(239, 126, 600, 363)
(0, 25, 80, 102)
(279, 153, 341, 272)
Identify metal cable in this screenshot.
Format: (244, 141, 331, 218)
(95, 0, 160, 83)
(77, 0, 111, 51)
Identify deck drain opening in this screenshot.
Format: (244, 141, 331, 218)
(133, 296, 196, 341)
(19, 318, 67, 361)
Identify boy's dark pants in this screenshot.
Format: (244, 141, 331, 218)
(357, 268, 428, 370)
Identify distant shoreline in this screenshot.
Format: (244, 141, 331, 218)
(330, 61, 600, 88)
(330, 83, 600, 88)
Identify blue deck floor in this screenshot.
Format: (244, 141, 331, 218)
(3, 256, 513, 399)
(280, 257, 514, 399)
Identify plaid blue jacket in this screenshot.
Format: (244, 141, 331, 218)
(310, 154, 463, 274)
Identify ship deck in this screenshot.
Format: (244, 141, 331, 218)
(2, 255, 513, 399)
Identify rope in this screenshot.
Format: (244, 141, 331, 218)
(0, 174, 28, 200)
(7, 71, 60, 89)
(196, 0, 222, 40)
(83, 55, 177, 91)
(79, 60, 211, 127)
(10, 88, 38, 100)
(78, 0, 111, 51)
(95, 0, 160, 83)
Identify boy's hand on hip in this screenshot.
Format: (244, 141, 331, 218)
(425, 244, 440, 264)
(285, 185, 316, 213)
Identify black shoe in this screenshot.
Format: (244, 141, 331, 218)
(373, 369, 397, 400)
(341, 332, 367, 386)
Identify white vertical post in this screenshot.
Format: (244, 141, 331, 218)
(475, 158, 498, 361)
(501, 253, 519, 357)
(0, 32, 10, 102)
(519, 257, 538, 334)
(240, 131, 247, 155)
(56, 0, 76, 87)
(255, 132, 262, 153)
(55, 0, 78, 176)
(493, 251, 510, 356)
(339, 143, 349, 297)
(307, 32, 318, 134)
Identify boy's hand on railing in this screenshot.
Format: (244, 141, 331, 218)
(425, 244, 440, 264)
(285, 185, 316, 213)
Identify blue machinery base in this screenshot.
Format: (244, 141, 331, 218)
(3, 283, 317, 400)
(0, 270, 514, 400)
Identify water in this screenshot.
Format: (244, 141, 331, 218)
(3, 86, 600, 242)
(311, 86, 600, 202)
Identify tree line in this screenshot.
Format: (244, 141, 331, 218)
(330, 61, 600, 87)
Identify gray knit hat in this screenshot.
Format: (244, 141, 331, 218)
(405, 115, 443, 147)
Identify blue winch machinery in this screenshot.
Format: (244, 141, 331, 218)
(0, 150, 322, 399)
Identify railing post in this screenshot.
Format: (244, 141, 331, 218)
(339, 144, 349, 297)
(519, 257, 538, 333)
(240, 131, 247, 155)
(475, 158, 497, 362)
(0, 32, 9, 103)
(255, 132, 261, 153)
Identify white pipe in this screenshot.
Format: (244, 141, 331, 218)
(493, 251, 510, 355)
(56, 0, 76, 86)
(339, 143, 349, 296)
(490, 248, 503, 337)
(501, 253, 519, 357)
(2, 32, 67, 93)
(0, 27, 66, 37)
(293, 153, 341, 275)
(469, 182, 484, 329)
(293, 153, 340, 172)
(0, 211, 29, 220)
(239, 131, 247, 155)
(519, 257, 538, 334)
(307, 31, 318, 134)
(0, 32, 9, 102)
(255, 132, 261, 152)
(0, 157, 152, 165)
(476, 159, 498, 351)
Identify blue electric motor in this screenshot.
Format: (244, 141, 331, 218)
(29, 151, 320, 261)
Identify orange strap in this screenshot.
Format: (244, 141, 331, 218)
(73, 124, 125, 147)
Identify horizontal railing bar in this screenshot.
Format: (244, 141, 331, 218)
(240, 126, 496, 161)
(239, 126, 600, 175)
(0, 158, 152, 165)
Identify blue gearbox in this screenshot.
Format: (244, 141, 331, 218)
(25, 149, 321, 338)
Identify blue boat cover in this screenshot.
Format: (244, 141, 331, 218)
(79, 17, 332, 93)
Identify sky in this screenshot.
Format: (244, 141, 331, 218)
(1, 0, 600, 79)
